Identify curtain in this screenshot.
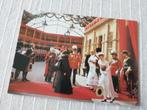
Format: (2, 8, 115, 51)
(117, 20, 139, 91)
(117, 20, 129, 62)
(117, 20, 128, 90)
(128, 21, 138, 62)
(117, 20, 129, 51)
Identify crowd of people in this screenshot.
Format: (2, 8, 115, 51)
(44, 44, 137, 103)
(83, 48, 137, 102)
(44, 45, 81, 94)
(11, 41, 137, 103)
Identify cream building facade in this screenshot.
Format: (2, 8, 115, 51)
(83, 19, 119, 60)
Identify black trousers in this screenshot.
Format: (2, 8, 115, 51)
(124, 70, 135, 95)
(82, 68, 87, 76)
(96, 68, 100, 77)
(15, 69, 28, 80)
(70, 69, 77, 85)
(112, 75, 119, 92)
(45, 71, 54, 83)
(15, 69, 21, 79)
(22, 71, 28, 80)
(84, 65, 89, 76)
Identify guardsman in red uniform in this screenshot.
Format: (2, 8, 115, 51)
(68, 45, 81, 86)
(44, 49, 51, 81)
(109, 51, 122, 93)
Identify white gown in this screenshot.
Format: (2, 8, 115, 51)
(98, 59, 118, 99)
(86, 55, 98, 85)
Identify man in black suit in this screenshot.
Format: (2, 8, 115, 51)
(84, 54, 90, 76)
(95, 48, 101, 77)
(122, 50, 135, 97)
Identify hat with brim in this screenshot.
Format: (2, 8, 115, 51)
(122, 50, 129, 55)
(110, 50, 117, 55)
(98, 52, 104, 56)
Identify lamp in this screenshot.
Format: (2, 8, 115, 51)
(64, 30, 70, 36)
(69, 24, 75, 30)
(43, 20, 48, 26)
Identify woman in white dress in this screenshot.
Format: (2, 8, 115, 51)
(98, 52, 118, 103)
(86, 50, 98, 88)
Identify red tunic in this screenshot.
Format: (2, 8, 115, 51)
(68, 53, 81, 69)
(44, 52, 50, 76)
(109, 59, 122, 76)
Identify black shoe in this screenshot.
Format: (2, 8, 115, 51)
(22, 78, 29, 82)
(45, 77, 48, 82)
(24, 78, 29, 81)
(90, 87, 94, 90)
(110, 98, 116, 103)
(47, 80, 52, 83)
(101, 99, 107, 102)
(22, 79, 25, 81)
(73, 84, 76, 86)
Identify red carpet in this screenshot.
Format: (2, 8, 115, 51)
(8, 81, 137, 102)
